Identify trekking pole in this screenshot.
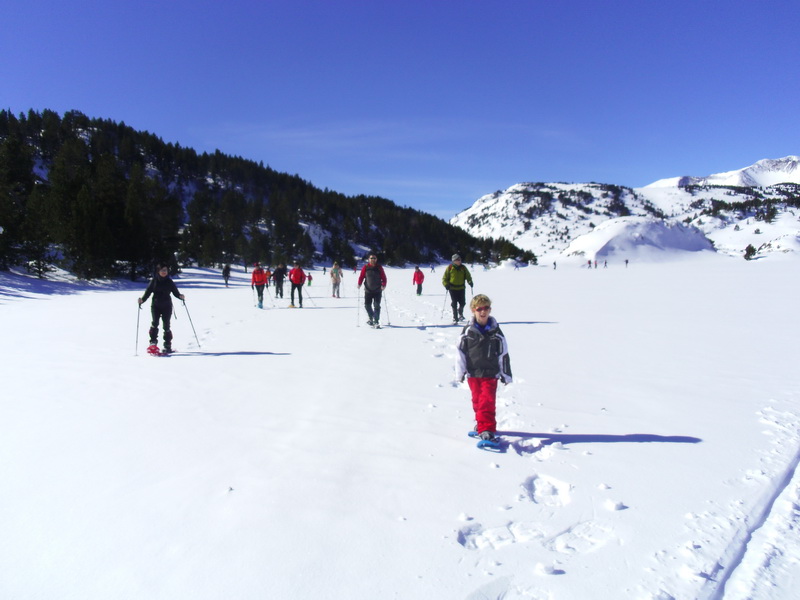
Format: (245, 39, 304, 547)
(252, 287, 257, 307)
(356, 285, 361, 327)
(135, 304, 142, 356)
(303, 285, 317, 307)
(383, 291, 392, 326)
(182, 299, 201, 348)
(265, 285, 275, 307)
(441, 291, 449, 319)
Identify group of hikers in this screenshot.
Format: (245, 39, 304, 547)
(137, 252, 511, 442)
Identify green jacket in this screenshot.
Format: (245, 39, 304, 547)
(442, 263, 473, 291)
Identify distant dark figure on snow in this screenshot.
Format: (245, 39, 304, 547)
(138, 264, 185, 354)
(413, 266, 425, 295)
(222, 264, 231, 287)
(272, 263, 288, 298)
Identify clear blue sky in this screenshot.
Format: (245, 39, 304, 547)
(3, 0, 798, 217)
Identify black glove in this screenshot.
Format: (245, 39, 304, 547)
(444, 284, 451, 290)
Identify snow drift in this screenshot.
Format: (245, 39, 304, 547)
(562, 216, 714, 262)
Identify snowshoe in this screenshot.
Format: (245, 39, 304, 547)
(468, 430, 502, 451)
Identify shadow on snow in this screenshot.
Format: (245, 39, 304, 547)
(490, 431, 703, 455)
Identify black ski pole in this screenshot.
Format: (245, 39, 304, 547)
(182, 299, 201, 348)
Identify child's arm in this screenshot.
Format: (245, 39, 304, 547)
(455, 333, 469, 382)
(497, 331, 513, 384)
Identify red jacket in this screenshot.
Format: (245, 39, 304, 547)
(251, 268, 268, 286)
(412, 270, 425, 285)
(289, 267, 307, 285)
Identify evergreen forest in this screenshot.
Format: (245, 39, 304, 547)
(0, 109, 535, 279)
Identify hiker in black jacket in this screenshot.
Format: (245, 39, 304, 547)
(138, 264, 185, 353)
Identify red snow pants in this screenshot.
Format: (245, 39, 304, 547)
(468, 377, 498, 433)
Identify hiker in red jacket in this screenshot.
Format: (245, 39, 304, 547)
(251, 263, 268, 308)
(288, 261, 307, 308)
(357, 254, 387, 327)
(412, 265, 425, 296)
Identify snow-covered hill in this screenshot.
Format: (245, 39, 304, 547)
(562, 217, 714, 263)
(2, 259, 799, 599)
(645, 156, 800, 189)
(451, 157, 800, 262)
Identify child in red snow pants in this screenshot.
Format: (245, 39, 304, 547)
(468, 377, 498, 433)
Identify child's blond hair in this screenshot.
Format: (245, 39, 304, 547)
(470, 294, 492, 311)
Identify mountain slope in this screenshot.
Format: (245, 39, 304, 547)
(0, 109, 533, 278)
(451, 157, 800, 261)
(645, 156, 800, 189)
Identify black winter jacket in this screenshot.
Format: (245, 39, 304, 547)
(455, 316, 513, 383)
(141, 275, 182, 308)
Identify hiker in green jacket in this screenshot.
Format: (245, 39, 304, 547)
(442, 254, 473, 324)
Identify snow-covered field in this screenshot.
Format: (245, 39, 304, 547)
(1, 255, 799, 600)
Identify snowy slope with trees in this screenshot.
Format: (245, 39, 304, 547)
(451, 157, 800, 263)
(2, 253, 799, 599)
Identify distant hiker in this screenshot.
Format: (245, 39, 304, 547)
(358, 254, 387, 328)
(330, 262, 343, 298)
(442, 254, 473, 324)
(430, 264, 436, 273)
(272, 263, 287, 298)
(553, 261, 557, 270)
(289, 261, 307, 308)
(625, 259, 629, 268)
(222, 264, 231, 287)
(455, 294, 512, 442)
(412, 265, 425, 295)
(604, 260, 608, 269)
(307, 272, 313, 286)
(264, 265, 272, 287)
(323, 267, 327, 275)
(251, 263, 268, 308)
(138, 264, 185, 354)
(587, 260, 592, 269)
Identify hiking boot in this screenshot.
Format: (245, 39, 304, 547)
(479, 431, 495, 441)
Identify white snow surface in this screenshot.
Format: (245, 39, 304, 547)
(2, 258, 800, 600)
